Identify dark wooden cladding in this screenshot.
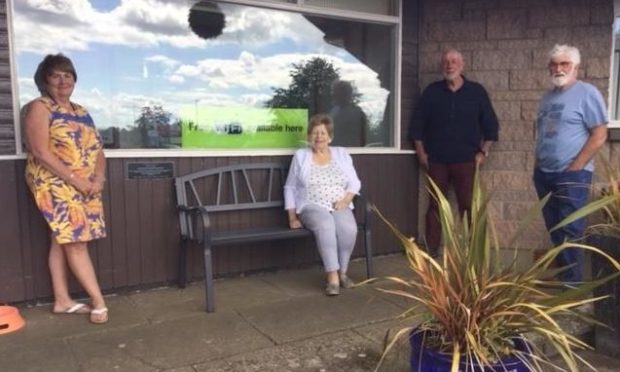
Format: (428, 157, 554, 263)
(0, 154, 418, 303)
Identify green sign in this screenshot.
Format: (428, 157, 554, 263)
(179, 106, 308, 148)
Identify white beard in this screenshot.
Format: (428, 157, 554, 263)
(552, 74, 569, 87)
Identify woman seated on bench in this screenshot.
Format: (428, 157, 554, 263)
(284, 113, 362, 296)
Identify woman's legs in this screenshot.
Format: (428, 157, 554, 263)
(300, 205, 339, 284)
(49, 239, 79, 312)
(332, 208, 357, 278)
(62, 242, 106, 310)
(49, 237, 107, 321)
(300, 205, 357, 286)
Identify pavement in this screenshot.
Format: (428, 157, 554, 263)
(1, 254, 619, 372)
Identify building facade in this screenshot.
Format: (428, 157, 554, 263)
(1, 0, 618, 303)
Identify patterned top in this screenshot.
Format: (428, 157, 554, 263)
(25, 96, 106, 244)
(307, 161, 347, 211)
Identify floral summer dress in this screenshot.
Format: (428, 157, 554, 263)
(25, 97, 106, 244)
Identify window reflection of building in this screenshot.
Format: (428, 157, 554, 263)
(12, 0, 398, 149)
(330, 80, 368, 147)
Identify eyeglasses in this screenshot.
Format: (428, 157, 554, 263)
(548, 61, 573, 69)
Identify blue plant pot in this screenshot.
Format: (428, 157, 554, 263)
(409, 329, 531, 372)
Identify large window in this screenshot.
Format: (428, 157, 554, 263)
(12, 0, 399, 150)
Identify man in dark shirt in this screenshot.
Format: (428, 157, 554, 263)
(409, 48, 499, 256)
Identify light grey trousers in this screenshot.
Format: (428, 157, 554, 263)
(299, 204, 357, 273)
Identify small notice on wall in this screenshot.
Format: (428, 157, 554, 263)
(126, 162, 175, 179)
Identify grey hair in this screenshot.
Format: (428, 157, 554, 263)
(441, 48, 463, 62)
(548, 44, 581, 65)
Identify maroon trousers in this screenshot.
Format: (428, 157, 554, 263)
(424, 161, 476, 254)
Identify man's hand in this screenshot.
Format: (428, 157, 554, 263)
(417, 152, 429, 169)
(414, 140, 429, 169)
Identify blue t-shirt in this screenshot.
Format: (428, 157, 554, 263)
(535, 81, 608, 172)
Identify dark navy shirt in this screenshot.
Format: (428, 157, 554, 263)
(409, 78, 499, 163)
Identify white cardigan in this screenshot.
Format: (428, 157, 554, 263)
(284, 147, 361, 213)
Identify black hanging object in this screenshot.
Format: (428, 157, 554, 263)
(188, 1, 225, 40)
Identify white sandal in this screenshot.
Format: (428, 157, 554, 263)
(90, 307, 109, 324)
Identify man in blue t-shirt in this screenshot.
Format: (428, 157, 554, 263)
(534, 44, 608, 283)
(409, 48, 499, 256)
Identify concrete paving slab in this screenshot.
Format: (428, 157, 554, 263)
(214, 274, 302, 310)
(66, 311, 274, 370)
(3, 253, 619, 372)
(1, 295, 147, 348)
(123, 284, 207, 321)
(0, 339, 79, 372)
(256, 266, 327, 298)
(193, 330, 380, 372)
(348, 253, 412, 280)
(239, 288, 404, 344)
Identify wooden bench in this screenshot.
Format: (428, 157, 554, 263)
(174, 162, 373, 312)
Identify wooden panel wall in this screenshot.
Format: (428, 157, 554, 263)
(0, 154, 419, 303)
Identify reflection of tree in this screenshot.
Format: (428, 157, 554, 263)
(264, 57, 340, 115)
(134, 105, 180, 148)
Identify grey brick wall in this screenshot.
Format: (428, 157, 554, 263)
(0, 1, 15, 155)
(416, 0, 615, 255)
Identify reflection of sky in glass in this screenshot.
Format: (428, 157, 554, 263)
(13, 0, 388, 130)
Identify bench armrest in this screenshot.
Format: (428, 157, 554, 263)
(353, 194, 372, 229)
(178, 205, 213, 243)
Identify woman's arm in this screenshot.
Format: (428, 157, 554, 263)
(91, 150, 106, 194)
(287, 208, 303, 229)
(24, 100, 94, 195)
(340, 149, 361, 194)
(334, 148, 361, 210)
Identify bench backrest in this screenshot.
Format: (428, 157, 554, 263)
(175, 162, 289, 237)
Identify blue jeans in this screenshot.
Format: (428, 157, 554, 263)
(533, 168, 593, 283)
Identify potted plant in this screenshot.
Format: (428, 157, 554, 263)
(372, 171, 620, 372)
(589, 158, 620, 357)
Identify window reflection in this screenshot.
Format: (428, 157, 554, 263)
(13, 0, 395, 149)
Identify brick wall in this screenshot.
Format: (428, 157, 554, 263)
(416, 0, 615, 257)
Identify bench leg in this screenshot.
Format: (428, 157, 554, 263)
(178, 238, 188, 288)
(203, 242, 215, 313)
(364, 229, 374, 278)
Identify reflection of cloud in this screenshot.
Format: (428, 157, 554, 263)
(218, 4, 323, 47)
(13, 0, 326, 53)
(14, 0, 206, 53)
(168, 51, 387, 100)
(168, 75, 185, 84)
(146, 55, 181, 68)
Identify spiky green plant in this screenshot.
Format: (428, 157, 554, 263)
(374, 171, 620, 372)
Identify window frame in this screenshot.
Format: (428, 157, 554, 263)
(9, 0, 404, 157)
(608, 0, 620, 129)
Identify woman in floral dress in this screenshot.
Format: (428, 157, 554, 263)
(24, 54, 108, 324)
